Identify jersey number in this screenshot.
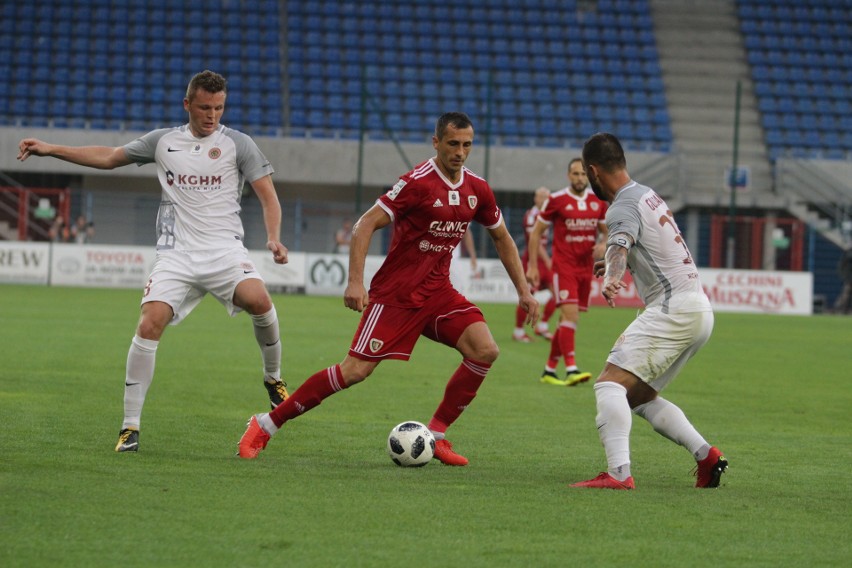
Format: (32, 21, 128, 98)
(658, 210, 693, 265)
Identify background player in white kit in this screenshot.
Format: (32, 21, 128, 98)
(570, 133, 728, 490)
(17, 70, 290, 453)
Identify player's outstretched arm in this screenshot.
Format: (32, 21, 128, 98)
(17, 138, 131, 170)
(251, 175, 288, 264)
(489, 221, 539, 326)
(344, 204, 390, 312)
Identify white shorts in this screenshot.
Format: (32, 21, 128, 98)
(141, 248, 264, 325)
(607, 307, 714, 392)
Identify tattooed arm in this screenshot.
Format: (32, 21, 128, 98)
(600, 233, 633, 308)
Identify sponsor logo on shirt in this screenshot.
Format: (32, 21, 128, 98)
(428, 220, 469, 238)
(433, 198, 443, 207)
(387, 179, 406, 200)
(165, 171, 223, 192)
(419, 240, 452, 253)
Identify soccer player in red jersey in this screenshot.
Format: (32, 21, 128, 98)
(513, 186, 557, 343)
(527, 158, 607, 386)
(238, 112, 539, 465)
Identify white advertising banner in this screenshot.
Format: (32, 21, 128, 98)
(50, 243, 156, 289)
(2, 243, 815, 316)
(0, 241, 50, 285)
(452, 258, 518, 303)
(304, 253, 384, 296)
(700, 268, 813, 315)
(249, 250, 308, 293)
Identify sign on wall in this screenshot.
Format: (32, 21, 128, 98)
(0, 243, 815, 316)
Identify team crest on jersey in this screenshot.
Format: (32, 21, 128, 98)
(468, 196, 477, 208)
(208, 147, 221, 160)
(369, 338, 384, 353)
(387, 180, 406, 200)
(590, 201, 600, 210)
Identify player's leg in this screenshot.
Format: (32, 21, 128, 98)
(564, 273, 593, 386)
(117, 299, 174, 452)
(239, 302, 423, 459)
(423, 300, 495, 465)
(541, 273, 569, 384)
(513, 258, 533, 342)
(534, 261, 555, 339)
(631, 310, 726, 487)
(232, 277, 288, 408)
(570, 364, 639, 489)
(117, 253, 205, 452)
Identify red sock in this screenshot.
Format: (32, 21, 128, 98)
(428, 359, 491, 434)
(269, 365, 347, 427)
(514, 305, 526, 328)
(547, 327, 561, 368)
(558, 321, 577, 368)
(543, 296, 556, 322)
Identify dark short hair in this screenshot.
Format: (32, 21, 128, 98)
(568, 157, 584, 172)
(582, 132, 627, 172)
(186, 70, 227, 101)
(435, 112, 474, 139)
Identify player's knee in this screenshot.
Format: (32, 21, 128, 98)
(471, 341, 499, 364)
(136, 319, 166, 341)
(339, 358, 376, 386)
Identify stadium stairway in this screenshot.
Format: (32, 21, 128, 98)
(650, 0, 776, 205)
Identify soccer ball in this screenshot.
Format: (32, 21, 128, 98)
(387, 421, 435, 467)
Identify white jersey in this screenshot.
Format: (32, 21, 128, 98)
(606, 180, 711, 313)
(123, 124, 274, 252)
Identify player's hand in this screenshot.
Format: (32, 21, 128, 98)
(267, 240, 288, 264)
(17, 138, 47, 162)
(602, 278, 626, 308)
(593, 259, 606, 278)
(526, 266, 540, 287)
(344, 282, 368, 312)
(520, 293, 540, 327)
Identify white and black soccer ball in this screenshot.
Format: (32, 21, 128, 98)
(387, 421, 435, 467)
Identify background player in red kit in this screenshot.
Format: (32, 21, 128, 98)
(238, 112, 539, 465)
(513, 186, 557, 343)
(527, 158, 607, 386)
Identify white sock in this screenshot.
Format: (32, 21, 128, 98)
(123, 335, 158, 429)
(513, 327, 525, 336)
(251, 307, 281, 382)
(633, 397, 709, 460)
(536, 322, 549, 333)
(594, 381, 632, 481)
(257, 412, 278, 435)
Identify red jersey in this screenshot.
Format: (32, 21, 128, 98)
(521, 205, 549, 263)
(371, 158, 502, 307)
(538, 187, 607, 274)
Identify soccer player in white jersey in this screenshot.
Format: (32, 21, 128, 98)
(569, 133, 728, 490)
(237, 112, 539, 465)
(17, 70, 290, 453)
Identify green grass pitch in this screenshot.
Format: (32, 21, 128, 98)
(1, 284, 850, 567)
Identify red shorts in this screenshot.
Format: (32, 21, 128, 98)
(552, 270, 593, 311)
(349, 289, 485, 361)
